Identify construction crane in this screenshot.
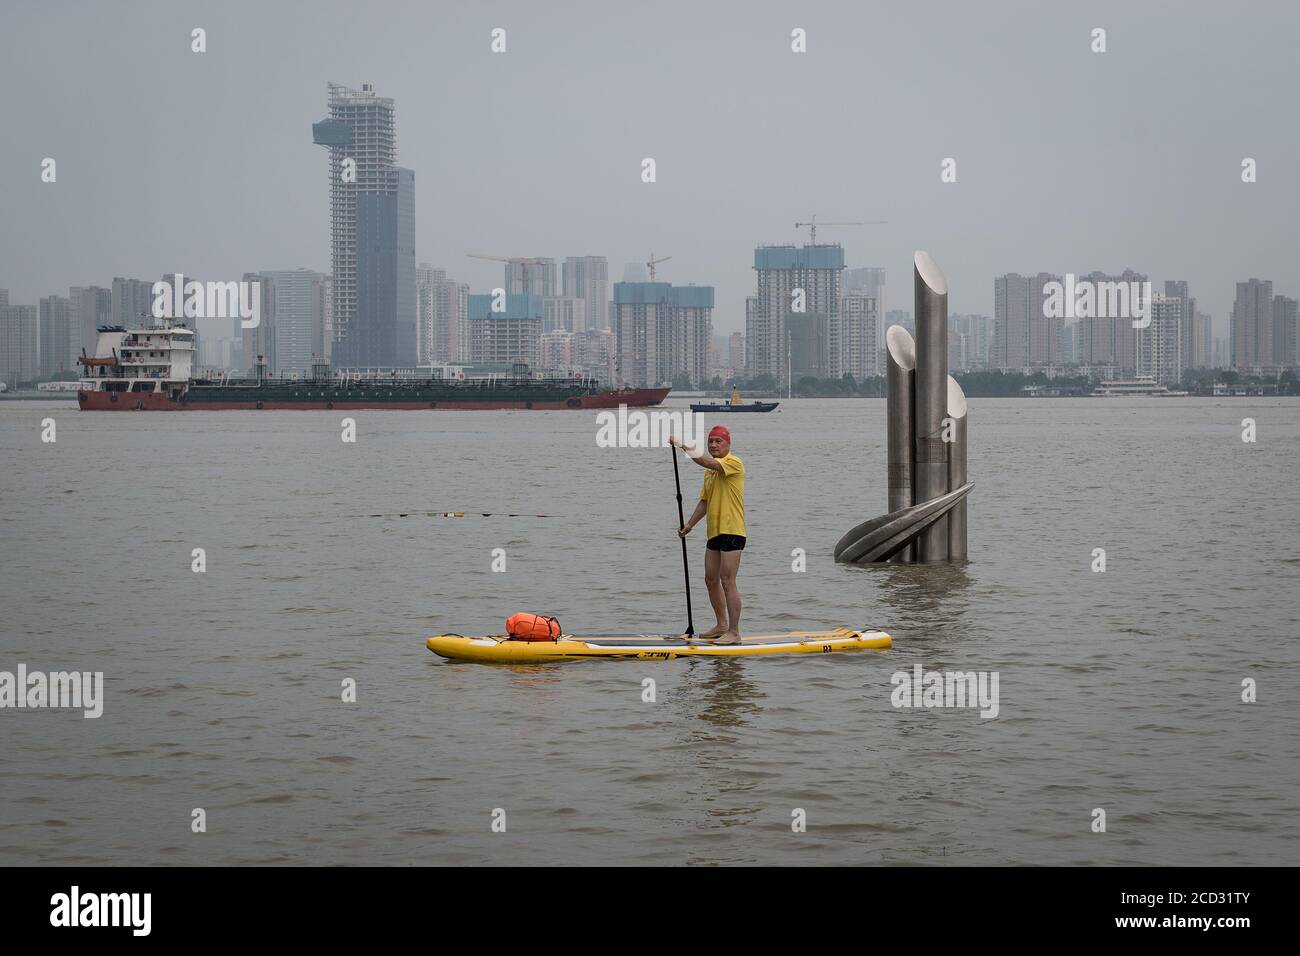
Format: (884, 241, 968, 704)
(794, 214, 887, 245)
(466, 253, 550, 266)
(647, 253, 671, 282)
(467, 253, 552, 294)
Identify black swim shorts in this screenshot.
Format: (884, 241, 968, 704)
(706, 534, 747, 552)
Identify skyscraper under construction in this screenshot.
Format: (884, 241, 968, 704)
(312, 82, 415, 368)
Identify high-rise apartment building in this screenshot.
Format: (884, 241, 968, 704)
(844, 267, 886, 361)
(1271, 295, 1298, 368)
(69, 285, 111, 359)
(993, 273, 1064, 369)
(563, 256, 609, 332)
(240, 272, 276, 374)
(416, 263, 437, 364)
(263, 270, 328, 374)
(729, 331, 745, 374)
(466, 293, 543, 366)
(1231, 278, 1273, 370)
(542, 296, 587, 334)
(749, 244, 844, 379)
(613, 282, 715, 387)
(1212, 335, 1230, 369)
(111, 277, 156, 328)
(505, 259, 557, 298)
(0, 303, 39, 387)
(1073, 270, 1147, 372)
(948, 314, 992, 371)
(1193, 311, 1212, 369)
(38, 295, 75, 378)
(836, 290, 879, 378)
(312, 82, 416, 367)
(416, 265, 470, 364)
(1164, 280, 1198, 372)
(1137, 293, 1184, 385)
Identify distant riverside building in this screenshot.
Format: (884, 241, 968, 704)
(417, 266, 470, 364)
(1164, 280, 1198, 373)
(885, 310, 914, 336)
(540, 328, 616, 383)
(1060, 321, 1080, 366)
(1068, 269, 1147, 373)
(993, 272, 1064, 369)
(563, 256, 609, 332)
(466, 293, 542, 366)
(844, 267, 886, 365)
(312, 82, 416, 367)
(1192, 312, 1212, 369)
(157, 272, 205, 360)
(38, 295, 75, 377)
(0, 303, 39, 387)
(111, 277, 155, 328)
(263, 270, 328, 374)
(321, 276, 333, 363)
(239, 272, 276, 373)
(748, 244, 844, 379)
(1136, 293, 1184, 385)
(843, 267, 886, 308)
(1231, 278, 1272, 369)
(198, 336, 241, 370)
(993, 274, 1029, 368)
(416, 264, 437, 364)
(1212, 335, 1230, 369)
(729, 331, 745, 374)
(948, 314, 992, 371)
(1271, 295, 1298, 368)
(836, 290, 879, 378)
(505, 259, 556, 298)
(69, 285, 111, 359)
(542, 296, 587, 334)
(613, 282, 715, 387)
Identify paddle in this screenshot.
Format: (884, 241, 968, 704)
(671, 444, 696, 637)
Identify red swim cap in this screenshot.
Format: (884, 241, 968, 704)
(708, 425, 731, 443)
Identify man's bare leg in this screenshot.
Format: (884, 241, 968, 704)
(717, 549, 743, 642)
(699, 548, 729, 637)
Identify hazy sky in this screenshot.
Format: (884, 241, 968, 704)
(3, 0, 1298, 337)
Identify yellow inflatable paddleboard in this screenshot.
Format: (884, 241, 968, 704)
(426, 627, 892, 663)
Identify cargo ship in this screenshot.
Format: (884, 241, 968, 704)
(77, 321, 669, 411)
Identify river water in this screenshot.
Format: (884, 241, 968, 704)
(1, 396, 1296, 865)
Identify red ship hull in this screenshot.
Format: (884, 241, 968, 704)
(78, 387, 671, 411)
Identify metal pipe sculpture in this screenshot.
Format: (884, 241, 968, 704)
(885, 325, 916, 563)
(913, 251, 949, 563)
(947, 375, 969, 561)
(835, 251, 972, 565)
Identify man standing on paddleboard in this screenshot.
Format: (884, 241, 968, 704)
(669, 426, 745, 644)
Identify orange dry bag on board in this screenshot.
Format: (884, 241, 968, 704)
(506, 613, 562, 641)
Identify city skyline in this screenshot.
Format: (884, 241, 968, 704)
(2, 1, 1297, 338)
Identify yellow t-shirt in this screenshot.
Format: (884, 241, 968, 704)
(700, 453, 746, 539)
